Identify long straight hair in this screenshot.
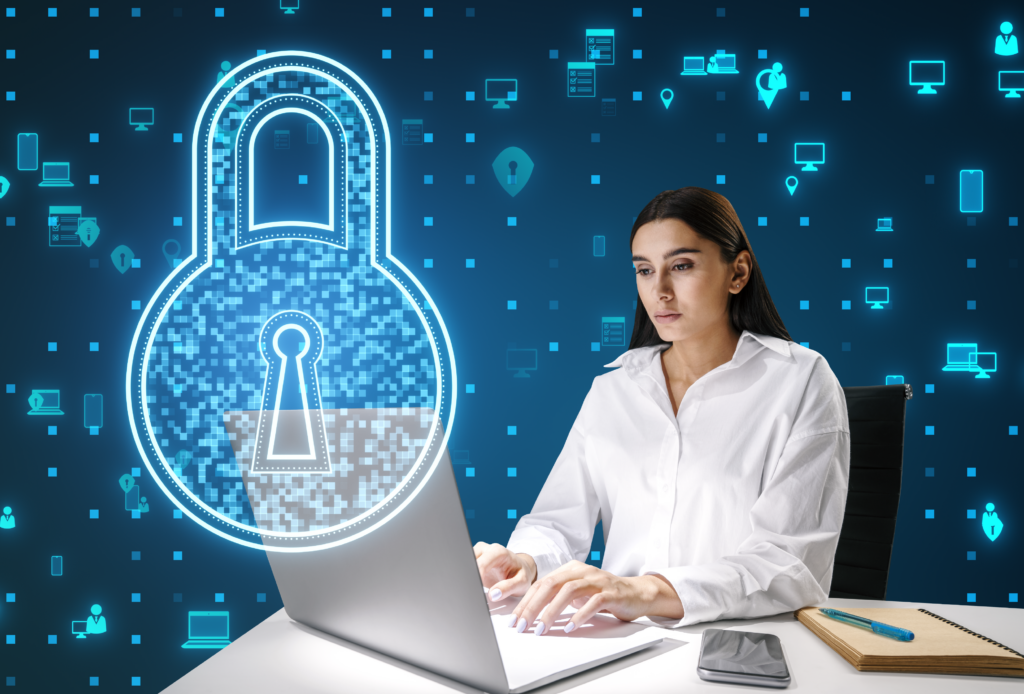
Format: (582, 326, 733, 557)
(627, 187, 792, 349)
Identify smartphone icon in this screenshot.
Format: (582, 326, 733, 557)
(84, 394, 103, 429)
(960, 170, 983, 213)
(51, 556, 63, 576)
(593, 235, 606, 257)
(17, 133, 38, 171)
(125, 486, 140, 511)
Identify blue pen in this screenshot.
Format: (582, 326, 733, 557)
(818, 608, 915, 642)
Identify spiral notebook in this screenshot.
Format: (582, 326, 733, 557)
(796, 606, 1024, 677)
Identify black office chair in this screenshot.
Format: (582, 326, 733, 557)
(829, 383, 912, 600)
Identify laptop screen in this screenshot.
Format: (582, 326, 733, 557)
(38, 391, 60, 408)
(948, 344, 977, 364)
(718, 55, 735, 69)
(684, 57, 703, 71)
(188, 613, 229, 639)
(43, 163, 69, 180)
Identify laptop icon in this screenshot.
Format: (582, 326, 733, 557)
(876, 217, 893, 231)
(680, 56, 707, 75)
(181, 611, 231, 649)
(39, 162, 74, 187)
(715, 54, 739, 73)
(28, 389, 64, 415)
(942, 343, 979, 372)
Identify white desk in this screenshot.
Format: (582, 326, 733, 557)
(164, 598, 1023, 693)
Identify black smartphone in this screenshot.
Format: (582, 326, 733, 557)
(696, 628, 791, 688)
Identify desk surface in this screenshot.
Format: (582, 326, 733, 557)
(164, 598, 1023, 693)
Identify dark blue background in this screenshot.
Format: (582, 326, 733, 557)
(1, 1, 1021, 690)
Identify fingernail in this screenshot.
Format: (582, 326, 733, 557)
(490, 588, 502, 600)
(535, 621, 546, 636)
(507, 613, 518, 628)
(516, 618, 527, 633)
(564, 621, 576, 634)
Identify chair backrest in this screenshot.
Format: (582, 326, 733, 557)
(829, 383, 912, 600)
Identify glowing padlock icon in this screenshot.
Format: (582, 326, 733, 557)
(126, 52, 457, 551)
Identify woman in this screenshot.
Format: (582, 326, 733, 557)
(474, 187, 851, 635)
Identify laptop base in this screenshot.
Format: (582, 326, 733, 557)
(39, 181, 74, 187)
(28, 409, 64, 415)
(182, 640, 231, 649)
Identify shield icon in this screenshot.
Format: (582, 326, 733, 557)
(111, 245, 135, 274)
(0, 176, 9, 198)
(77, 218, 100, 248)
(491, 147, 534, 197)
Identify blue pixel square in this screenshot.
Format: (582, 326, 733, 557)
(466, 175, 475, 184)
(507, 509, 517, 519)
(90, 676, 98, 686)
(968, 509, 977, 519)
(967, 467, 976, 477)
(5, 218, 13, 226)
(842, 300, 851, 310)
(466, 384, 475, 393)
(758, 217, 767, 226)
(89, 132, 98, 142)
(926, 174, 934, 184)
(800, 91, 809, 100)
(173, 510, 182, 519)
(131, 258, 140, 268)
(842, 91, 851, 100)
(717, 133, 726, 142)
(758, 133, 767, 143)
(967, 259, 976, 268)
(508, 468, 516, 477)
(926, 426, 935, 435)
(173, 216, 182, 226)
(508, 217, 516, 226)
(132, 676, 141, 686)
(5, 384, 13, 393)
(758, 49, 767, 59)
(49, 8, 57, 16)
(716, 91, 725, 101)
(89, 426, 98, 436)
(298, 175, 307, 184)
(884, 259, 893, 268)
(591, 342, 600, 351)
(717, 7, 725, 16)
(633, 8, 642, 17)
(5, 92, 14, 101)
(90, 49, 98, 59)
(90, 509, 98, 519)
(591, 175, 600, 184)
(967, 593, 976, 603)
(465, 90, 475, 101)
(1011, 426, 1018, 435)
(800, 7, 809, 16)
(967, 300, 976, 310)
(174, 593, 182, 602)
(549, 342, 558, 351)
(381, 49, 391, 59)
(842, 342, 851, 352)
(132, 8, 140, 17)
(507, 300, 517, 310)
(173, 133, 182, 145)
(5, 594, 13, 602)
(48, 467, 57, 477)
(382, 7, 391, 16)
(549, 300, 559, 309)
(48, 425, 57, 435)
(800, 217, 809, 226)
(424, 217, 433, 226)
(423, 259, 433, 268)
(967, 216, 976, 226)
(424, 49, 433, 59)
(215, 8, 224, 17)
(800, 300, 809, 310)
(465, 509, 475, 519)
(90, 175, 98, 184)
(132, 300, 141, 310)
(6, 8, 14, 17)
(90, 342, 98, 351)
(507, 426, 517, 435)
(131, 510, 140, 519)
(48, 342, 57, 351)
(424, 7, 433, 16)
(215, 593, 224, 603)
(424, 91, 433, 101)
(926, 384, 935, 393)
(1010, 217, 1018, 226)
(173, 551, 182, 561)
(132, 634, 141, 644)
(967, 551, 976, 560)
(591, 133, 601, 143)
(716, 175, 726, 184)
(1011, 594, 1019, 603)
(925, 509, 934, 519)
(550, 49, 558, 59)
(132, 593, 141, 602)
(49, 635, 57, 644)
(925, 468, 934, 477)
(132, 551, 140, 560)
(591, 550, 601, 560)
(257, 593, 266, 602)
(465, 259, 475, 268)
(6, 635, 13, 644)
(633, 49, 642, 59)
(466, 468, 475, 477)
(215, 259, 224, 268)
(4, 677, 12, 686)
(633, 91, 642, 101)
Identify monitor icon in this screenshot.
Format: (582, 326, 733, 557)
(39, 162, 73, 187)
(72, 621, 88, 639)
(28, 389, 64, 415)
(129, 107, 154, 131)
(942, 343, 979, 372)
(485, 79, 517, 109)
(280, 0, 299, 13)
(865, 287, 889, 309)
(794, 143, 825, 171)
(972, 352, 996, 379)
(182, 611, 231, 649)
(876, 217, 893, 232)
(680, 56, 707, 75)
(998, 71, 1024, 98)
(909, 60, 945, 94)
(506, 348, 538, 378)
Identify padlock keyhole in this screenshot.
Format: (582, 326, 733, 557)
(507, 161, 518, 185)
(120, 253, 125, 267)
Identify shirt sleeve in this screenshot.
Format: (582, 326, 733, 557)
(506, 382, 601, 582)
(641, 362, 851, 627)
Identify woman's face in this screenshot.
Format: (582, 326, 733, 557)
(631, 218, 748, 343)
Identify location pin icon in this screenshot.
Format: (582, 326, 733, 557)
(660, 88, 674, 109)
(162, 239, 181, 269)
(786, 176, 798, 196)
(119, 474, 135, 494)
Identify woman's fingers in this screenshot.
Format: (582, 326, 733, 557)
(562, 591, 609, 634)
(536, 579, 591, 635)
(487, 565, 529, 601)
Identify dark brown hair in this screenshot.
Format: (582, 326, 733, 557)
(627, 187, 792, 349)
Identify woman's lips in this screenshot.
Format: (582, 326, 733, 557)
(654, 313, 680, 324)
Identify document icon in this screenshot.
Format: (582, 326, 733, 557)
(602, 317, 626, 347)
(586, 29, 615, 65)
(568, 62, 596, 97)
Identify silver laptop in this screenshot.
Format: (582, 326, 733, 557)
(239, 407, 664, 694)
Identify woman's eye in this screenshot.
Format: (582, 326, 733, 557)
(673, 263, 693, 271)
(635, 268, 651, 276)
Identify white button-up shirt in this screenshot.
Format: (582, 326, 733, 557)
(506, 330, 851, 627)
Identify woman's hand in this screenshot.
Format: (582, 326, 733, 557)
(505, 560, 681, 635)
(475, 542, 538, 601)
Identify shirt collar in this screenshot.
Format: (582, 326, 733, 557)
(603, 329, 792, 373)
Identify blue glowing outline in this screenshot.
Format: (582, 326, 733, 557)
(126, 51, 457, 551)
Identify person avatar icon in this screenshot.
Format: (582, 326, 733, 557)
(86, 604, 107, 634)
(768, 62, 787, 90)
(0, 506, 14, 529)
(707, 55, 719, 73)
(139, 496, 150, 514)
(981, 502, 1004, 541)
(755, 62, 787, 109)
(996, 22, 1019, 56)
(217, 60, 236, 88)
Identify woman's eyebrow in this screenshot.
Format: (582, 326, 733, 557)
(631, 247, 703, 262)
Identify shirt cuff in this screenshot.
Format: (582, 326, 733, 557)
(640, 563, 743, 627)
(505, 538, 566, 582)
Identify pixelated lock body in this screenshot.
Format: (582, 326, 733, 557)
(126, 52, 457, 552)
